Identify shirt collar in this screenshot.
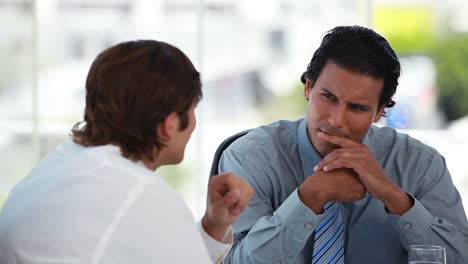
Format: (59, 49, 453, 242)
(362, 126, 372, 146)
(297, 118, 323, 180)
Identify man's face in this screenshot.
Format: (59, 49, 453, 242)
(305, 60, 385, 157)
(169, 103, 197, 164)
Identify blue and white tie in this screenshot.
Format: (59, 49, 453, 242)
(312, 201, 344, 264)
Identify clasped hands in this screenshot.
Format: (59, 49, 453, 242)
(298, 132, 413, 216)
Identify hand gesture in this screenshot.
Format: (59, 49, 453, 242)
(202, 172, 254, 241)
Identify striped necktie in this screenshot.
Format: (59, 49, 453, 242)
(312, 201, 345, 264)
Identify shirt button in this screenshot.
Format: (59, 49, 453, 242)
(403, 223, 411, 230)
(304, 222, 313, 229)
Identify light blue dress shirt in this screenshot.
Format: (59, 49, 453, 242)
(219, 118, 468, 264)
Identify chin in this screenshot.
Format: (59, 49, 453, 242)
(173, 157, 183, 165)
(175, 154, 185, 164)
(165, 154, 184, 165)
(319, 144, 339, 157)
(318, 149, 331, 157)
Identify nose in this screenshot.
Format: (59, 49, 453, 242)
(328, 104, 346, 128)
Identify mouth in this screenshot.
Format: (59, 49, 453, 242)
(318, 128, 348, 139)
(317, 129, 343, 149)
(318, 129, 337, 137)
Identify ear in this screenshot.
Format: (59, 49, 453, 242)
(373, 105, 386, 123)
(304, 79, 313, 100)
(157, 112, 179, 141)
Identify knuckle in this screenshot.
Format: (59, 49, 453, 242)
(217, 172, 228, 178)
(357, 184, 365, 193)
(208, 177, 217, 187)
(240, 178, 249, 188)
(227, 174, 238, 184)
(356, 191, 365, 200)
(212, 174, 225, 183)
(245, 184, 253, 194)
(350, 189, 365, 200)
(359, 193, 366, 200)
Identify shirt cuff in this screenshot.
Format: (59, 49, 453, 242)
(198, 221, 233, 264)
(397, 194, 434, 247)
(274, 188, 325, 240)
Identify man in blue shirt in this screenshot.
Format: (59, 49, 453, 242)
(219, 26, 468, 263)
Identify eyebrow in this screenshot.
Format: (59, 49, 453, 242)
(320, 88, 373, 111)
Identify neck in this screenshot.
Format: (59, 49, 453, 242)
(140, 148, 162, 171)
(141, 157, 159, 171)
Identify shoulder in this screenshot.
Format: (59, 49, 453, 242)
(226, 119, 302, 155)
(367, 125, 442, 164)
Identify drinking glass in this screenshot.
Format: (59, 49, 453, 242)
(408, 245, 446, 264)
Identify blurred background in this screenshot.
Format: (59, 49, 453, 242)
(1, 0, 468, 219)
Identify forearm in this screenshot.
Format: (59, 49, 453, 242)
(397, 198, 468, 263)
(224, 219, 310, 263)
(223, 189, 321, 264)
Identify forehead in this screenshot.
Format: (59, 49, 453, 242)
(314, 60, 384, 106)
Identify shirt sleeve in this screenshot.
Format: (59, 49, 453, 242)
(198, 221, 233, 264)
(219, 149, 324, 264)
(396, 153, 468, 264)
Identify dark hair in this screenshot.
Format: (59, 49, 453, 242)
(72, 40, 202, 161)
(301, 25, 401, 116)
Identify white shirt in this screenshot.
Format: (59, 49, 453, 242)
(0, 140, 232, 263)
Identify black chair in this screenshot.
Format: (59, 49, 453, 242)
(209, 129, 252, 177)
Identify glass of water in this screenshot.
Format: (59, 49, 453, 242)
(408, 245, 446, 264)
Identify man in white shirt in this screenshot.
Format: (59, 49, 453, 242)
(0, 40, 254, 264)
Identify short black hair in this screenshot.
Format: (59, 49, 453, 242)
(301, 25, 401, 115)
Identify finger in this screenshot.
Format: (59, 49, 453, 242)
(314, 150, 341, 172)
(230, 206, 242, 216)
(233, 182, 254, 214)
(213, 188, 241, 211)
(230, 198, 248, 216)
(227, 188, 247, 217)
(317, 132, 358, 148)
(230, 206, 243, 217)
(213, 172, 237, 187)
(236, 190, 252, 210)
(322, 157, 355, 172)
(314, 148, 360, 172)
(209, 172, 238, 198)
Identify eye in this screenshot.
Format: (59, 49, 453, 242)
(350, 104, 368, 111)
(321, 93, 334, 100)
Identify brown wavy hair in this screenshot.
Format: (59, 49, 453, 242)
(71, 40, 202, 161)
